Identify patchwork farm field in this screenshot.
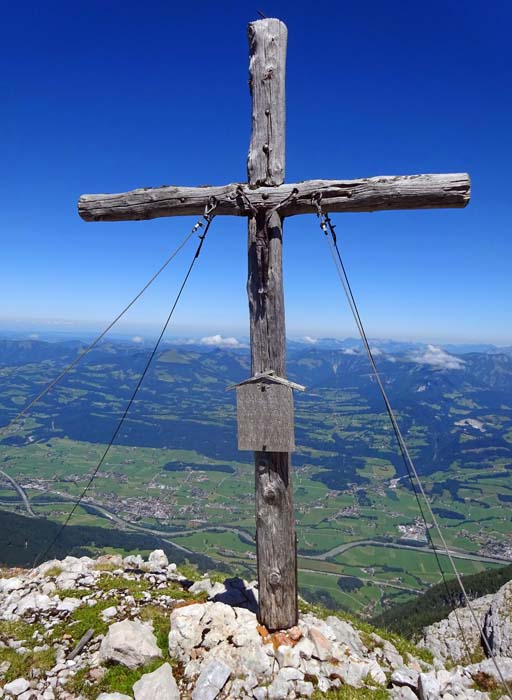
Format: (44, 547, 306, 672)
(1, 339, 511, 616)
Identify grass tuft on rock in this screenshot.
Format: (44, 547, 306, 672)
(0, 645, 56, 684)
(68, 659, 164, 699)
(312, 685, 389, 699)
(49, 597, 119, 645)
(56, 588, 91, 600)
(97, 574, 149, 596)
(299, 599, 433, 665)
(139, 605, 171, 653)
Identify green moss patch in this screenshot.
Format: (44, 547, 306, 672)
(97, 574, 149, 596)
(50, 597, 119, 645)
(139, 605, 170, 654)
(67, 659, 164, 700)
(0, 645, 56, 684)
(312, 686, 389, 699)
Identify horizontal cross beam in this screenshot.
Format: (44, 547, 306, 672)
(78, 172, 470, 222)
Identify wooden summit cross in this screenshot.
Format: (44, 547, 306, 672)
(78, 19, 470, 631)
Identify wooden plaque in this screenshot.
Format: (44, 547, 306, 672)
(236, 379, 295, 452)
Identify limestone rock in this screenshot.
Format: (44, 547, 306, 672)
(191, 659, 231, 700)
(16, 593, 54, 615)
(55, 571, 81, 590)
(99, 620, 162, 669)
(275, 644, 300, 668)
(56, 597, 81, 613)
(3, 678, 30, 696)
(34, 559, 64, 577)
(168, 603, 206, 661)
(186, 578, 224, 601)
(295, 680, 314, 697)
(483, 580, 512, 657)
(420, 594, 494, 663)
(390, 686, 418, 700)
(133, 662, 179, 700)
(391, 666, 419, 690)
(466, 656, 512, 684)
(266, 672, 291, 700)
(325, 615, 366, 656)
(96, 554, 124, 569)
(0, 578, 24, 595)
(5, 551, 507, 700)
(147, 550, 168, 571)
(308, 626, 332, 661)
(418, 671, 441, 700)
(124, 555, 144, 569)
(101, 606, 118, 620)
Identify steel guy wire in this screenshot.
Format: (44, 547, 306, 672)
(33, 203, 217, 566)
(315, 200, 511, 695)
(0, 210, 215, 441)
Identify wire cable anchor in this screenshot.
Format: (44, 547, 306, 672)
(236, 185, 258, 216)
(312, 192, 337, 242)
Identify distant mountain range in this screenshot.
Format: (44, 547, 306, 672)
(1, 337, 512, 484)
(1, 329, 511, 357)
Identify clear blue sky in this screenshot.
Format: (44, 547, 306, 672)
(1, 0, 510, 343)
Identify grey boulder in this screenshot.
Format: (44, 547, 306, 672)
(133, 662, 179, 700)
(483, 580, 512, 657)
(192, 659, 231, 700)
(99, 620, 162, 669)
(147, 550, 169, 571)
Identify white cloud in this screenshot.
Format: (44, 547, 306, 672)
(303, 336, 318, 344)
(342, 347, 359, 355)
(28, 333, 39, 340)
(412, 345, 465, 371)
(200, 334, 244, 348)
(132, 336, 144, 344)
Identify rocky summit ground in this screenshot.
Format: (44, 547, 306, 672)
(0, 552, 511, 700)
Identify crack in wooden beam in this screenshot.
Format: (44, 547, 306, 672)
(78, 173, 470, 222)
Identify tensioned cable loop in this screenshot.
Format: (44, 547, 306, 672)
(0, 205, 217, 442)
(321, 212, 472, 659)
(33, 205, 216, 567)
(315, 201, 511, 696)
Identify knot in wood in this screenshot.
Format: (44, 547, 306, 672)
(263, 486, 277, 503)
(269, 570, 281, 587)
(258, 459, 268, 475)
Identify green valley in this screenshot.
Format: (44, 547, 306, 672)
(0, 338, 511, 617)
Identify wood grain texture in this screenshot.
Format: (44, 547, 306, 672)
(78, 173, 471, 221)
(247, 18, 297, 631)
(236, 380, 295, 452)
(254, 450, 297, 631)
(247, 18, 287, 187)
(249, 209, 297, 632)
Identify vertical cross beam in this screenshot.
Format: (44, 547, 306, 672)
(247, 18, 298, 631)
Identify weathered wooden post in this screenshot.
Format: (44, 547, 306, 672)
(246, 19, 297, 630)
